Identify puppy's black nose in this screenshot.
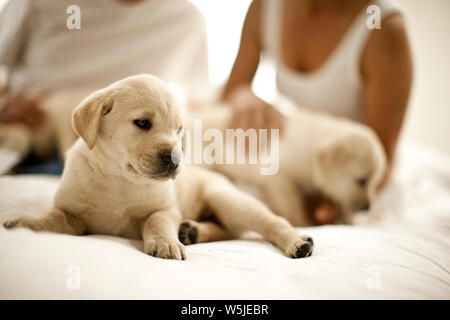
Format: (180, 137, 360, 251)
(361, 203, 370, 211)
(159, 150, 179, 171)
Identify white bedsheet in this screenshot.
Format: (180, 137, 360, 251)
(0, 141, 449, 299)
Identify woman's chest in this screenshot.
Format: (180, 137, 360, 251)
(280, 6, 359, 72)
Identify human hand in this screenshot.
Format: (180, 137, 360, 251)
(305, 195, 340, 225)
(0, 93, 47, 129)
(228, 87, 284, 134)
(313, 200, 340, 225)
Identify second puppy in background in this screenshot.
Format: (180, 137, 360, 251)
(186, 94, 386, 227)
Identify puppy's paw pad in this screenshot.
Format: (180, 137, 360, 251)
(286, 235, 314, 259)
(295, 242, 313, 258)
(178, 221, 198, 245)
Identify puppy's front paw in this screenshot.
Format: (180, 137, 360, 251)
(285, 235, 314, 258)
(178, 221, 198, 245)
(3, 218, 42, 231)
(144, 237, 186, 260)
(3, 218, 28, 230)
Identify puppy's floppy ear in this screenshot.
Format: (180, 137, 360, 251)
(314, 136, 350, 173)
(72, 90, 114, 149)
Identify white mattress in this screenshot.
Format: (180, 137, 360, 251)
(0, 141, 449, 299)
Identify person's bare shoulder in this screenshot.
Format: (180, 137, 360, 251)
(361, 14, 413, 78)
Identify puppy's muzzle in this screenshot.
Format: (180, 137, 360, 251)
(159, 149, 180, 173)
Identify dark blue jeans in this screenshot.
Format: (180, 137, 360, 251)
(12, 154, 64, 175)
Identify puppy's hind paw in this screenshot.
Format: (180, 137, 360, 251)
(285, 235, 314, 258)
(178, 220, 198, 245)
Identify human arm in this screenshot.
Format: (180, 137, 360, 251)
(361, 14, 413, 188)
(222, 0, 283, 132)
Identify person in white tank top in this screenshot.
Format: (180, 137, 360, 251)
(222, 0, 413, 224)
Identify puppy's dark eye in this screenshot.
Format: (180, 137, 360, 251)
(176, 127, 183, 135)
(357, 177, 368, 187)
(133, 119, 151, 130)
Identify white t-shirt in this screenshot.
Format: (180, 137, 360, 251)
(0, 0, 209, 94)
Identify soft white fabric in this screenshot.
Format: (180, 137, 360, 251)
(0, 141, 449, 299)
(0, 0, 209, 94)
(262, 0, 400, 122)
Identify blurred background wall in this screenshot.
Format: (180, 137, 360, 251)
(1, 0, 449, 154)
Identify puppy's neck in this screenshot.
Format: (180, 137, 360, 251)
(77, 139, 171, 187)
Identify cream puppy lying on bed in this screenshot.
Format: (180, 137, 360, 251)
(3, 75, 313, 260)
(187, 96, 387, 227)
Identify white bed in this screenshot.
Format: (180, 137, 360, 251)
(0, 141, 449, 299)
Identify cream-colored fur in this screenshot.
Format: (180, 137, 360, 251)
(186, 97, 387, 226)
(3, 75, 314, 260)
